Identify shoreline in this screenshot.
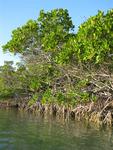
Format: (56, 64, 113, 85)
(0, 99, 113, 127)
(17, 99, 113, 127)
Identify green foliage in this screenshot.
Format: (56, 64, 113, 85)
(41, 88, 53, 104)
(38, 9, 74, 52)
(56, 9, 113, 65)
(75, 10, 113, 64)
(28, 94, 38, 106)
(3, 20, 39, 54)
(3, 8, 74, 58)
(0, 61, 16, 98)
(1, 8, 113, 106)
(55, 91, 66, 104)
(55, 36, 76, 64)
(66, 90, 89, 105)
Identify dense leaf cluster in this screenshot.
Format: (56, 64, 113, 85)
(1, 9, 113, 105)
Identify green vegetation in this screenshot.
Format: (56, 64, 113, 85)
(1, 8, 113, 107)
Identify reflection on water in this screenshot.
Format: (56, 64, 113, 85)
(0, 109, 113, 150)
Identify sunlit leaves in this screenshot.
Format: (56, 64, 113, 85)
(75, 9, 113, 63)
(2, 20, 39, 54)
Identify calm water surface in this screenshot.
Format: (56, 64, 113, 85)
(0, 109, 113, 150)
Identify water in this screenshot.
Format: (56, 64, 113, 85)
(0, 109, 113, 150)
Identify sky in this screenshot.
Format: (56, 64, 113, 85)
(0, 0, 113, 66)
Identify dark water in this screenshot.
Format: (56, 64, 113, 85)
(0, 109, 113, 150)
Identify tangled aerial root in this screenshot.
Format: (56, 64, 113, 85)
(18, 100, 113, 127)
